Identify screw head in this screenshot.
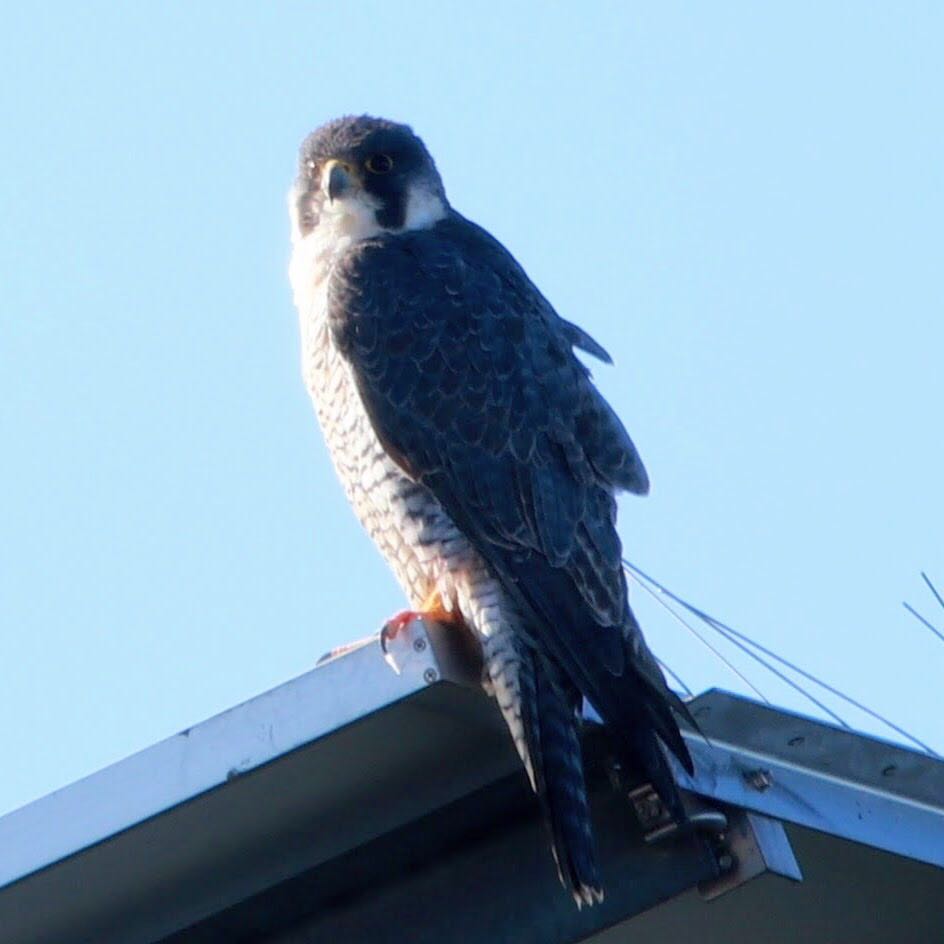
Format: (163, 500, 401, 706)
(413, 637, 427, 652)
(744, 768, 773, 791)
(423, 668, 438, 684)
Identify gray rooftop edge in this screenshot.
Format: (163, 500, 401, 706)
(1, 618, 942, 895)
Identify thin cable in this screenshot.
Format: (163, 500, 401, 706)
(695, 612, 853, 729)
(626, 559, 852, 724)
(922, 572, 944, 615)
(629, 571, 770, 703)
(656, 656, 693, 699)
(628, 563, 848, 725)
(903, 602, 944, 644)
(707, 610, 939, 756)
(628, 561, 893, 738)
(625, 559, 940, 756)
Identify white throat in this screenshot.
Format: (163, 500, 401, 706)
(288, 179, 447, 317)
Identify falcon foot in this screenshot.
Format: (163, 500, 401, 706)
(379, 611, 426, 675)
(380, 610, 422, 649)
(379, 591, 458, 674)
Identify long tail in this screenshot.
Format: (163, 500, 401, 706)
(483, 633, 602, 906)
(566, 608, 692, 827)
(617, 605, 695, 821)
(531, 658, 603, 906)
(471, 543, 693, 831)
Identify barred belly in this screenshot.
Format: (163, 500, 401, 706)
(300, 307, 532, 776)
(290, 222, 534, 779)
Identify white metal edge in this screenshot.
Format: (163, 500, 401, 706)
(676, 733, 944, 869)
(0, 627, 436, 889)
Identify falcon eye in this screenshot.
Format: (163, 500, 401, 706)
(365, 153, 394, 175)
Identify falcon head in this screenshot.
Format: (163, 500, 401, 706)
(290, 115, 448, 243)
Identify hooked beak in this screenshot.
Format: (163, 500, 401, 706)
(323, 159, 357, 203)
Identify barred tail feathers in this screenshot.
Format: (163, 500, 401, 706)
(533, 658, 603, 907)
(483, 633, 602, 906)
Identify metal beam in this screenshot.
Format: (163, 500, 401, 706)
(0, 619, 941, 943)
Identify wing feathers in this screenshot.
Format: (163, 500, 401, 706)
(330, 213, 689, 809)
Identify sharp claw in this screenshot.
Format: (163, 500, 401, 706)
(383, 647, 402, 675)
(380, 619, 404, 675)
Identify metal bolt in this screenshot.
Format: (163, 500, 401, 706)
(744, 768, 773, 791)
(717, 853, 734, 872)
(638, 795, 663, 820)
(413, 637, 427, 652)
(423, 668, 438, 684)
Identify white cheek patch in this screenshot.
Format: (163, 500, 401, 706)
(403, 183, 447, 230)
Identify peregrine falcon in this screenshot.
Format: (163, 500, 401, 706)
(289, 115, 693, 905)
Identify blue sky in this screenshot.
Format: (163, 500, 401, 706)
(1, 3, 941, 816)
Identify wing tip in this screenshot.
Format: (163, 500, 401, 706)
(630, 466, 651, 495)
(561, 317, 614, 365)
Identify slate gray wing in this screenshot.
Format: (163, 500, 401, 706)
(328, 214, 691, 778)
